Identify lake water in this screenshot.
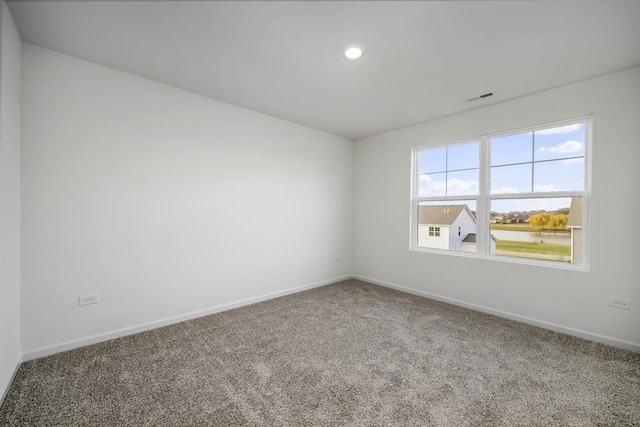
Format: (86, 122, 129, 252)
(491, 229, 571, 245)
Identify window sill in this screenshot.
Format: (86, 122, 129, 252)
(409, 246, 589, 272)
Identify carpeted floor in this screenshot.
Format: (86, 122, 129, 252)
(1, 279, 639, 426)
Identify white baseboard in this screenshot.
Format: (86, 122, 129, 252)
(353, 274, 640, 353)
(0, 355, 22, 407)
(22, 275, 352, 362)
(22, 273, 638, 362)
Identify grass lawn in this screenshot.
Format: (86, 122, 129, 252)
(496, 239, 571, 256)
(490, 223, 533, 231)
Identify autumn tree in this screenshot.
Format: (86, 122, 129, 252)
(548, 214, 568, 229)
(528, 213, 568, 230)
(529, 212, 551, 230)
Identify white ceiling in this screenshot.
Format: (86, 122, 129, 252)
(7, 1, 640, 140)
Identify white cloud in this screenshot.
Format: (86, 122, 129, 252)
(418, 174, 445, 197)
(418, 175, 478, 197)
(533, 184, 562, 192)
(536, 124, 582, 135)
(491, 186, 520, 195)
(536, 140, 584, 155)
(447, 178, 479, 196)
(549, 140, 584, 154)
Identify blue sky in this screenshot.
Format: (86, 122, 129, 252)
(418, 122, 585, 213)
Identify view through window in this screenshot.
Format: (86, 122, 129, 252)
(413, 120, 587, 267)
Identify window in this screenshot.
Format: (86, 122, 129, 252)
(412, 119, 589, 269)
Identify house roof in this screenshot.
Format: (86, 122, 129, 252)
(462, 233, 499, 243)
(462, 233, 477, 243)
(567, 197, 582, 227)
(418, 205, 468, 226)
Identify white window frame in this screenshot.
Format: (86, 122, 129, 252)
(410, 116, 591, 271)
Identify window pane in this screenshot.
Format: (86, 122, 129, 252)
(490, 132, 532, 166)
(491, 163, 532, 194)
(534, 158, 584, 192)
(447, 169, 479, 196)
(490, 197, 582, 264)
(418, 172, 446, 197)
(447, 141, 479, 171)
(534, 123, 586, 162)
(418, 147, 446, 174)
(418, 200, 478, 252)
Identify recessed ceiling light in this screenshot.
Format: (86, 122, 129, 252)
(344, 45, 364, 60)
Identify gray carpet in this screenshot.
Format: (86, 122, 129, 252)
(1, 279, 639, 426)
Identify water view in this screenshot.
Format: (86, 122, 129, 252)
(490, 229, 570, 245)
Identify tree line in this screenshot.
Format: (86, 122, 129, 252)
(528, 213, 568, 230)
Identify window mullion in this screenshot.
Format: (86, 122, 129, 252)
(477, 136, 489, 255)
(445, 148, 448, 196)
(531, 130, 535, 192)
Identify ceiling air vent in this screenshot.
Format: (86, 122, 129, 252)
(464, 92, 494, 102)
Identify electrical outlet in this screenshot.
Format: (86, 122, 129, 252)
(336, 257, 341, 263)
(608, 297, 630, 310)
(78, 293, 100, 306)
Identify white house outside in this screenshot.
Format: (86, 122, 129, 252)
(418, 205, 497, 253)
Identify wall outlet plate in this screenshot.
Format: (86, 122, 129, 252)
(608, 297, 630, 310)
(78, 293, 100, 306)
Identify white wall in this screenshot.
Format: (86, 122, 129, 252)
(21, 44, 353, 356)
(0, 1, 22, 401)
(354, 67, 640, 350)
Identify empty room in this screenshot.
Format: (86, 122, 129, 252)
(1, 1, 639, 425)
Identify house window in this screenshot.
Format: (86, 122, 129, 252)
(412, 118, 589, 269)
